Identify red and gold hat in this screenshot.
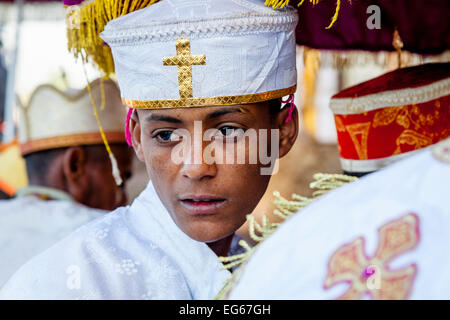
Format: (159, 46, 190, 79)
(330, 63, 450, 174)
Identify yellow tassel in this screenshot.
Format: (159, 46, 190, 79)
(81, 57, 123, 186)
(326, 0, 341, 29)
(100, 77, 106, 110)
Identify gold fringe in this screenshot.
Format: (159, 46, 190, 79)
(265, 0, 345, 29)
(325, 0, 340, 29)
(66, 0, 160, 77)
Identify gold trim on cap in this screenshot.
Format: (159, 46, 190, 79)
(20, 131, 126, 156)
(122, 86, 296, 109)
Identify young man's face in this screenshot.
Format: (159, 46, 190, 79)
(130, 101, 298, 243)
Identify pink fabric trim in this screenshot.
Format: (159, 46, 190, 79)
(279, 94, 296, 123)
(125, 108, 134, 146)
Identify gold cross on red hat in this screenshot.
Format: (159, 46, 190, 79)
(163, 38, 206, 100)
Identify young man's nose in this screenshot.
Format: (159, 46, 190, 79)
(180, 161, 217, 180)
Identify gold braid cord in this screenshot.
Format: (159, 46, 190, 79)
(66, 0, 160, 76)
(215, 172, 357, 299)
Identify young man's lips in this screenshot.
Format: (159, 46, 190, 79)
(179, 197, 227, 214)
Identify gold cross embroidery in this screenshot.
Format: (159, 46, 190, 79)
(324, 213, 419, 300)
(163, 39, 206, 100)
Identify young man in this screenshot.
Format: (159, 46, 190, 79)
(0, 0, 298, 299)
(0, 79, 133, 288)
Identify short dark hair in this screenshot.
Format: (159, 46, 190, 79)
(268, 98, 283, 117)
(24, 148, 66, 185)
(24, 145, 112, 186)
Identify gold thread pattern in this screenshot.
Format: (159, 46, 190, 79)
(122, 86, 297, 109)
(345, 122, 371, 160)
(396, 130, 433, 150)
(324, 213, 419, 300)
(373, 107, 402, 128)
(335, 116, 346, 132)
(163, 39, 206, 99)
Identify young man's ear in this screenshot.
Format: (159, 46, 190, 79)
(62, 146, 87, 201)
(274, 104, 299, 158)
(130, 111, 145, 162)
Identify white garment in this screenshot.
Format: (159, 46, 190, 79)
(0, 182, 231, 299)
(0, 196, 103, 288)
(229, 144, 450, 299)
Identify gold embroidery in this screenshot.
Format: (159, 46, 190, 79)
(324, 213, 419, 300)
(396, 108, 410, 129)
(122, 86, 297, 109)
(345, 122, 371, 160)
(163, 38, 206, 99)
(373, 107, 401, 128)
(335, 116, 346, 132)
(396, 130, 433, 150)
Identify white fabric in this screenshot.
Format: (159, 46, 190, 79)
(339, 147, 425, 173)
(0, 196, 103, 288)
(100, 0, 298, 102)
(329, 77, 450, 114)
(0, 182, 231, 299)
(229, 144, 450, 299)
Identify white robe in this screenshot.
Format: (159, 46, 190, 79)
(0, 196, 103, 288)
(228, 144, 450, 299)
(0, 182, 231, 299)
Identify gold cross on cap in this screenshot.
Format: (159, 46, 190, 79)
(163, 38, 206, 100)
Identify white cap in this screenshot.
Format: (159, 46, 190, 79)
(99, 0, 298, 109)
(17, 79, 126, 155)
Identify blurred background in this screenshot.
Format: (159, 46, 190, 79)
(0, 0, 449, 242)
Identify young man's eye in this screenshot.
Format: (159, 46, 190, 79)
(219, 126, 234, 136)
(217, 126, 243, 140)
(153, 130, 177, 143)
